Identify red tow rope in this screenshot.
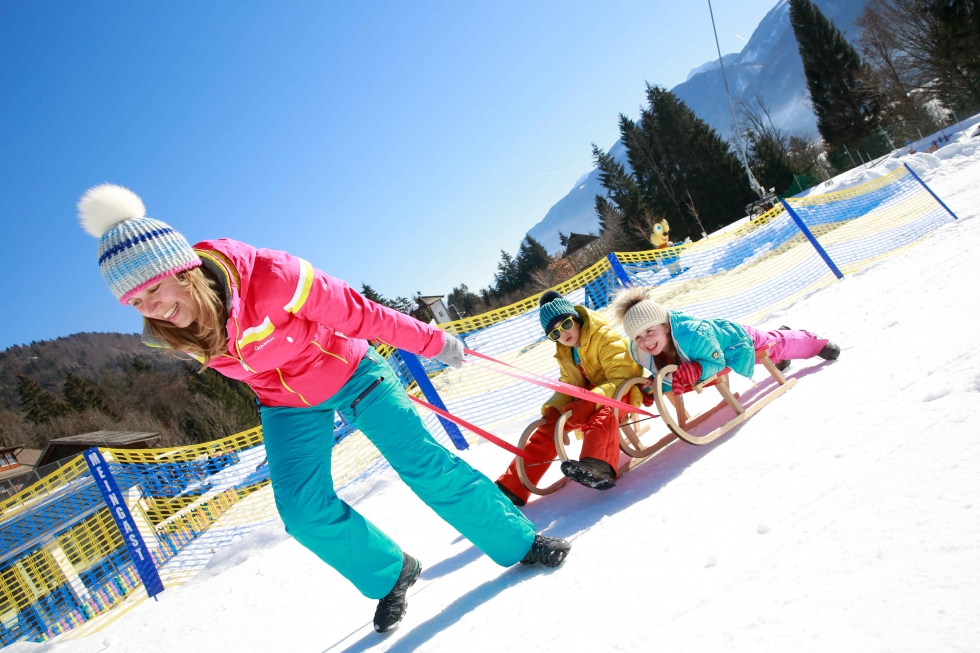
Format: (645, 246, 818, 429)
(464, 348, 657, 418)
(408, 395, 551, 463)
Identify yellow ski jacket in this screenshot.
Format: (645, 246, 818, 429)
(543, 305, 643, 415)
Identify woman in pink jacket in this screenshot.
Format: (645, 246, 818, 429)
(78, 184, 570, 633)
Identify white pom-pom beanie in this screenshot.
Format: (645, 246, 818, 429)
(77, 184, 201, 303)
(622, 299, 670, 341)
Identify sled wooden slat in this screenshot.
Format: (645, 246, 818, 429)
(654, 364, 797, 446)
(516, 418, 568, 496)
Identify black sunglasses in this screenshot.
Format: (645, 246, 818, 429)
(547, 317, 576, 342)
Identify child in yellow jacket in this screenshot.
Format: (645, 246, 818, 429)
(495, 291, 643, 506)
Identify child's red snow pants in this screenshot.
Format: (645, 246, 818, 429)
(497, 406, 621, 504)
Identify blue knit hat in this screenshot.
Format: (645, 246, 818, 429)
(78, 184, 201, 304)
(538, 290, 578, 334)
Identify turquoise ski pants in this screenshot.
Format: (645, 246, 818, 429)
(260, 347, 536, 599)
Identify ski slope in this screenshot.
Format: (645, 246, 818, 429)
(10, 144, 980, 653)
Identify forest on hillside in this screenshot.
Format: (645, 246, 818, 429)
(0, 332, 259, 451)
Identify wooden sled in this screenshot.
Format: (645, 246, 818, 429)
(653, 346, 797, 446)
(515, 378, 673, 495)
(515, 347, 795, 494)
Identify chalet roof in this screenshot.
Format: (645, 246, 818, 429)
(417, 295, 446, 307)
(564, 232, 600, 257)
(35, 431, 160, 472)
(16, 449, 41, 467)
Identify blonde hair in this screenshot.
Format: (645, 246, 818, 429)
(146, 267, 228, 369)
(610, 287, 654, 324)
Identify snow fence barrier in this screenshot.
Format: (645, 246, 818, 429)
(0, 164, 956, 645)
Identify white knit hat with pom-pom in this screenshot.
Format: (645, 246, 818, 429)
(611, 287, 670, 341)
(78, 184, 200, 303)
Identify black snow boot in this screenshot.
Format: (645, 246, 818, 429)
(818, 342, 841, 361)
(560, 457, 616, 490)
(520, 534, 572, 567)
(495, 480, 527, 507)
(373, 553, 421, 633)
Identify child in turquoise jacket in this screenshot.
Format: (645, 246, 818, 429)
(610, 288, 839, 395)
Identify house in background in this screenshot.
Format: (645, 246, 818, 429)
(0, 446, 41, 501)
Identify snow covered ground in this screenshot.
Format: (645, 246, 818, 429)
(10, 147, 980, 653)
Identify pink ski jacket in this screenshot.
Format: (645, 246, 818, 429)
(183, 238, 445, 408)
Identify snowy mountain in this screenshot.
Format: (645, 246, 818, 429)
(527, 0, 869, 254)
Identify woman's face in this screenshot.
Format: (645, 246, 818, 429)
(128, 275, 199, 328)
(635, 323, 670, 356)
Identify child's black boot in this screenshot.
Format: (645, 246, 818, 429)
(520, 534, 572, 567)
(818, 342, 841, 360)
(560, 457, 616, 490)
(374, 553, 421, 633)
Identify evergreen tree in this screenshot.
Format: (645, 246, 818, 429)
(789, 0, 882, 150)
(447, 284, 483, 319)
(491, 250, 521, 297)
(597, 86, 755, 243)
(747, 131, 798, 195)
(515, 236, 551, 282)
(361, 284, 387, 305)
(18, 374, 70, 424)
(63, 372, 115, 416)
(558, 231, 569, 248)
(925, 0, 980, 110)
(591, 144, 652, 249)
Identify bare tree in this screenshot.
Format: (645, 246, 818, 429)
(737, 95, 790, 155)
(857, 0, 980, 109)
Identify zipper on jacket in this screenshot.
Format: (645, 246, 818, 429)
(310, 339, 348, 364)
(275, 368, 311, 406)
(349, 377, 384, 418)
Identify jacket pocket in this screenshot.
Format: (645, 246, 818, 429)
(349, 376, 384, 419)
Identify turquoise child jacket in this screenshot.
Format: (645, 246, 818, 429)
(628, 311, 755, 390)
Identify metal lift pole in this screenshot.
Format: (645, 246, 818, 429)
(707, 0, 764, 198)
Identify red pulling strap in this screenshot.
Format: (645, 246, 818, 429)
(408, 395, 552, 463)
(464, 348, 657, 418)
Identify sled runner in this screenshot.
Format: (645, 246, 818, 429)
(514, 347, 796, 495)
(653, 346, 797, 446)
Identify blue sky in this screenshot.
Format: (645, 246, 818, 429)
(0, 1, 781, 349)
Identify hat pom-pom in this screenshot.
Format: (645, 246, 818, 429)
(77, 184, 146, 237)
(539, 290, 564, 307)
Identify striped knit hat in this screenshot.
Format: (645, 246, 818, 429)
(538, 290, 578, 334)
(78, 184, 201, 304)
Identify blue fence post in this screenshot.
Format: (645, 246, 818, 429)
(903, 163, 959, 220)
(606, 252, 633, 287)
(779, 198, 844, 280)
(397, 350, 469, 451)
(83, 447, 165, 600)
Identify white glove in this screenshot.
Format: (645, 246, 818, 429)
(434, 336, 465, 369)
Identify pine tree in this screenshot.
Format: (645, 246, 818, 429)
(515, 236, 551, 282)
(361, 284, 387, 305)
(747, 131, 798, 195)
(447, 284, 483, 319)
(63, 372, 115, 416)
(597, 86, 755, 243)
(591, 144, 653, 249)
(491, 250, 521, 296)
(789, 0, 882, 151)
(925, 0, 980, 111)
(18, 374, 70, 424)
